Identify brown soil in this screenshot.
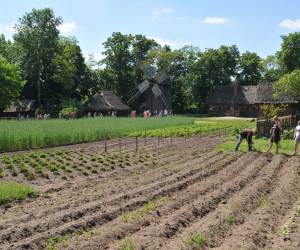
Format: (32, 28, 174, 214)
(0, 135, 300, 250)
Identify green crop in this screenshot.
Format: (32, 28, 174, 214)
(0, 116, 193, 152)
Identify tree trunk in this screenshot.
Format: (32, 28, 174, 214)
(37, 67, 41, 106)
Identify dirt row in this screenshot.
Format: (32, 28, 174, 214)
(1, 135, 300, 249)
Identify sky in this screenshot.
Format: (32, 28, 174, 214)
(1, 0, 300, 62)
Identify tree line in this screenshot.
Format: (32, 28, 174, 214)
(1, 7, 300, 116)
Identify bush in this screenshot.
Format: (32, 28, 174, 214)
(61, 175, 67, 179)
(91, 169, 97, 173)
(82, 159, 87, 163)
(53, 171, 60, 175)
(70, 174, 74, 178)
(28, 152, 38, 158)
(91, 157, 96, 161)
(5, 164, 15, 170)
(0, 173, 3, 178)
(86, 165, 92, 169)
(60, 164, 66, 170)
(92, 163, 99, 167)
(66, 161, 71, 166)
(125, 161, 130, 165)
(26, 172, 34, 180)
(12, 169, 18, 176)
(66, 168, 72, 172)
(0, 181, 39, 205)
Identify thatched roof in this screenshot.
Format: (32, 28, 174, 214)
(4, 100, 37, 113)
(207, 82, 298, 105)
(83, 90, 131, 112)
(254, 82, 298, 104)
(206, 85, 257, 105)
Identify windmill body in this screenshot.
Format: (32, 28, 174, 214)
(123, 56, 172, 112)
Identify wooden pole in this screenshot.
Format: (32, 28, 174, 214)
(136, 136, 138, 152)
(119, 134, 121, 153)
(105, 134, 107, 153)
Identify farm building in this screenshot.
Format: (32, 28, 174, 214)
(3, 100, 38, 118)
(206, 82, 258, 116)
(82, 90, 131, 117)
(206, 82, 299, 119)
(254, 82, 298, 120)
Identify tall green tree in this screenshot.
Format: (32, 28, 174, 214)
(13, 8, 62, 105)
(0, 56, 26, 109)
(237, 51, 262, 85)
(276, 32, 300, 74)
(260, 55, 281, 82)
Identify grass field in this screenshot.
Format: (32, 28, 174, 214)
(215, 138, 295, 155)
(0, 116, 193, 152)
(194, 117, 256, 129)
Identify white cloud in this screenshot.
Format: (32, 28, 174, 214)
(199, 17, 229, 24)
(150, 15, 158, 19)
(0, 23, 2, 32)
(178, 17, 183, 20)
(148, 37, 174, 47)
(161, 8, 172, 13)
(279, 19, 300, 29)
(5, 22, 17, 31)
(58, 21, 82, 33)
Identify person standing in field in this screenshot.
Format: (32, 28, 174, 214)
(59, 111, 62, 120)
(48, 114, 50, 119)
(26, 115, 29, 120)
(265, 116, 282, 154)
(292, 120, 300, 155)
(234, 129, 257, 152)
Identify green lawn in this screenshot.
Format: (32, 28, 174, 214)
(194, 117, 256, 129)
(215, 138, 295, 155)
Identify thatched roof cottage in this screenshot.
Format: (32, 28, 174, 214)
(82, 90, 131, 117)
(4, 100, 38, 118)
(207, 82, 298, 119)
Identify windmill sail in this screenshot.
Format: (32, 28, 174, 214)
(151, 84, 170, 111)
(123, 80, 150, 105)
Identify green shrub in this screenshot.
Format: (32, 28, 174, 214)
(0, 181, 38, 205)
(35, 166, 43, 173)
(91, 157, 96, 161)
(45, 156, 50, 161)
(82, 159, 87, 163)
(53, 171, 60, 175)
(72, 164, 77, 168)
(65, 161, 71, 166)
(26, 172, 34, 180)
(49, 165, 58, 172)
(118, 159, 124, 162)
(47, 150, 55, 157)
(29, 161, 37, 167)
(20, 166, 28, 173)
(86, 165, 92, 169)
(61, 175, 67, 179)
(125, 161, 130, 165)
(70, 174, 74, 178)
(28, 152, 38, 158)
(92, 163, 99, 167)
(0, 167, 2, 173)
(118, 163, 124, 168)
(103, 162, 108, 166)
(98, 158, 103, 163)
(54, 149, 63, 155)
(2, 158, 11, 164)
(78, 156, 83, 160)
(66, 157, 72, 161)
(60, 164, 66, 170)
(110, 160, 115, 164)
(91, 169, 97, 173)
(12, 169, 18, 176)
(66, 168, 72, 172)
(0, 173, 3, 178)
(45, 173, 49, 179)
(79, 162, 84, 166)
(110, 165, 114, 169)
(5, 164, 15, 170)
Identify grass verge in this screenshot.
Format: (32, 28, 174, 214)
(0, 181, 39, 205)
(215, 138, 295, 155)
(194, 117, 255, 129)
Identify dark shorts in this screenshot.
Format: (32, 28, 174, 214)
(271, 138, 279, 144)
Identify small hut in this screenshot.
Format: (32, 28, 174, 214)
(82, 90, 131, 117)
(254, 82, 298, 120)
(3, 100, 38, 118)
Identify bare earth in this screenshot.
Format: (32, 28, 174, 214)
(0, 135, 300, 250)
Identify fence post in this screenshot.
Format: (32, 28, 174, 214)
(145, 131, 147, 146)
(136, 136, 138, 152)
(105, 134, 107, 153)
(118, 134, 120, 152)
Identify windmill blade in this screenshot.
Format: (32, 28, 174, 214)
(151, 84, 171, 111)
(135, 54, 155, 79)
(123, 80, 150, 105)
(153, 58, 179, 83)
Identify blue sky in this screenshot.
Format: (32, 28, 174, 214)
(1, 0, 300, 62)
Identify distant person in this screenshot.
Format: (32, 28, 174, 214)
(44, 114, 47, 120)
(94, 112, 97, 118)
(37, 114, 39, 120)
(18, 113, 21, 121)
(234, 129, 257, 152)
(65, 113, 69, 120)
(265, 116, 282, 154)
(21, 115, 24, 121)
(26, 115, 29, 120)
(48, 114, 50, 119)
(293, 120, 300, 155)
(59, 111, 62, 120)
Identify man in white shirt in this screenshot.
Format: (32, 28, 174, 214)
(293, 120, 300, 155)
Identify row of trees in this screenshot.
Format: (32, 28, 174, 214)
(1, 8, 300, 116)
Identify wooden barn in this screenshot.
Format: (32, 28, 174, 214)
(82, 90, 131, 117)
(206, 82, 258, 116)
(3, 100, 38, 118)
(254, 82, 298, 120)
(207, 82, 299, 118)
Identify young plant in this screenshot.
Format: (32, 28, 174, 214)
(122, 212, 129, 223)
(72, 232, 80, 245)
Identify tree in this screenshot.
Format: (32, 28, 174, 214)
(259, 103, 288, 119)
(0, 56, 26, 109)
(260, 55, 281, 82)
(276, 32, 300, 74)
(238, 51, 262, 85)
(273, 69, 300, 100)
(13, 8, 62, 105)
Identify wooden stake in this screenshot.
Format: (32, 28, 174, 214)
(105, 134, 107, 153)
(119, 134, 121, 152)
(136, 136, 138, 152)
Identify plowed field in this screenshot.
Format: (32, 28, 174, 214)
(1, 135, 300, 250)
